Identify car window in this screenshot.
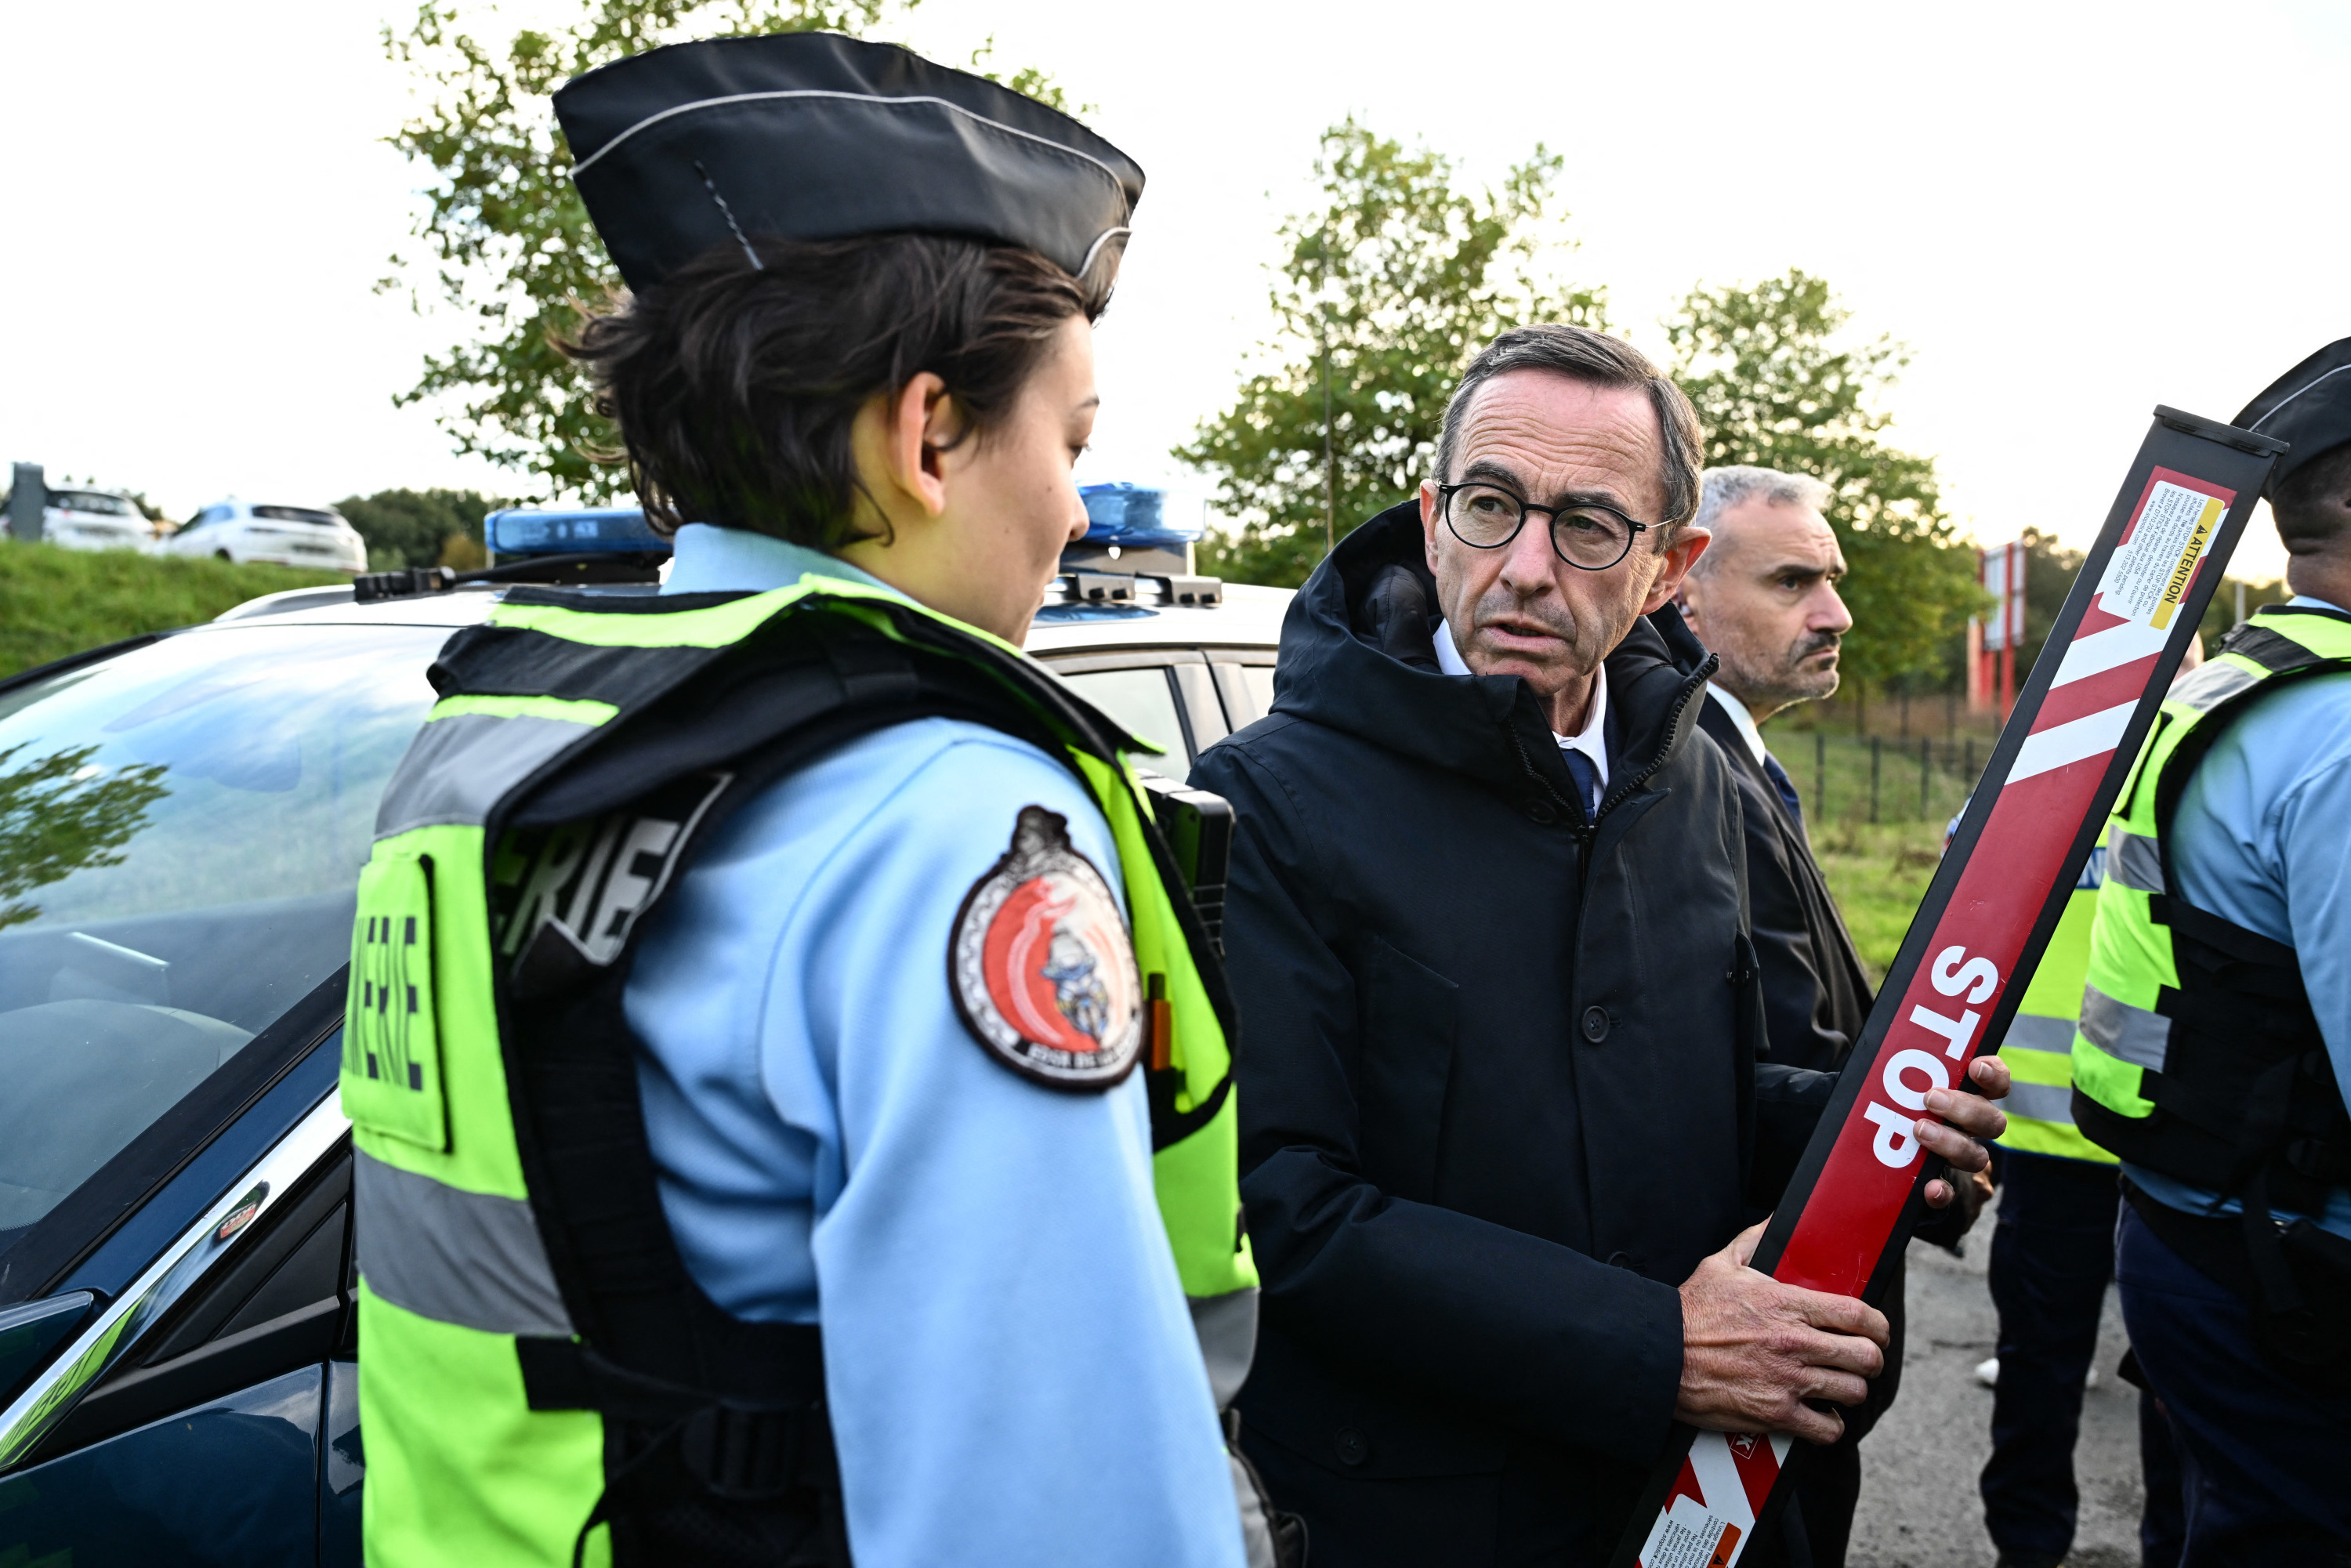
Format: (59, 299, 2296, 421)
(0, 625, 442, 1251)
(49, 492, 134, 517)
(1241, 665, 1276, 720)
(249, 506, 339, 527)
(1056, 666, 1189, 763)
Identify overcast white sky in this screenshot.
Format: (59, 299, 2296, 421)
(4, 0, 2344, 580)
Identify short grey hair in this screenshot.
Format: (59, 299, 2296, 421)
(1694, 465, 1834, 536)
(1436, 325, 1706, 534)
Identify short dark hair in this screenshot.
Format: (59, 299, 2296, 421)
(568, 232, 1110, 546)
(2274, 438, 2351, 556)
(1435, 325, 1705, 538)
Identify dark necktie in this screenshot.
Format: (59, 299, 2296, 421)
(1563, 748, 1601, 822)
(1762, 753, 1803, 824)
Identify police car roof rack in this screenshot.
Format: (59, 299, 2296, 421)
(1060, 483, 1221, 607)
(353, 507, 672, 603)
(352, 494, 1232, 606)
(1056, 563, 1223, 609)
(352, 552, 667, 604)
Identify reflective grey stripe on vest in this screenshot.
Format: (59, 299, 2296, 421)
(1190, 1286, 1257, 1412)
(2106, 826, 2165, 894)
(2000, 1013, 2078, 1055)
(374, 712, 600, 838)
(353, 1150, 573, 1337)
(2080, 984, 2170, 1071)
(2004, 1079, 2078, 1127)
(2168, 658, 2262, 713)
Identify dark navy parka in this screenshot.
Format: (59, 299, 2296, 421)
(1190, 505, 1831, 1563)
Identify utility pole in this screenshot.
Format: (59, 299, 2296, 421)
(8, 463, 43, 542)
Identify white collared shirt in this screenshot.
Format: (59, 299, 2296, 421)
(1705, 683, 1770, 767)
(1434, 618, 1610, 793)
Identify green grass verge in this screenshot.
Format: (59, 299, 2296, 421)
(0, 542, 346, 680)
(1767, 727, 1992, 986)
(1813, 820, 1951, 987)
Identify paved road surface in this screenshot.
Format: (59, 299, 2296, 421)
(1848, 1189, 2148, 1568)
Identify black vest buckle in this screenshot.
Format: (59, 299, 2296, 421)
(679, 1401, 829, 1501)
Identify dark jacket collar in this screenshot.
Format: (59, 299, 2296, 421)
(1271, 501, 1717, 825)
(1695, 698, 1771, 789)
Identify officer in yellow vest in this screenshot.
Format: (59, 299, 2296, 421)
(339, 33, 1273, 1568)
(1972, 637, 2198, 1568)
(2075, 339, 2351, 1563)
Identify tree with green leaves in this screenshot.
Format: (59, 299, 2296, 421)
(1665, 270, 1983, 697)
(382, 0, 1066, 502)
(1178, 121, 1605, 588)
(337, 487, 499, 570)
(0, 744, 172, 930)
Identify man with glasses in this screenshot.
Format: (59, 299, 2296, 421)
(1190, 325, 2009, 1565)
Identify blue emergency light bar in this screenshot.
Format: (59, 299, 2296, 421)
(487, 492, 1197, 558)
(1080, 483, 1204, 550)
(486, 506, 668, 557)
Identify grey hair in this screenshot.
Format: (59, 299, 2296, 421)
(1435, 324, 1706, 536)
(1693, 465, 1835, 536)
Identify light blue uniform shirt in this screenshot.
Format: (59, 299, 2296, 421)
(2128, 596, 2351, 1239)
(625, 524, 1244, 1567)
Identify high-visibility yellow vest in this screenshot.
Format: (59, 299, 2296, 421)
(2070, 604, 2351, 1207)
(342, 576, 1255, 1566)
(1991, 871, 2119, 1165)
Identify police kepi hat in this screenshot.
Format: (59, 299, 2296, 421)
(2233, 337, 2351, 498)
(555, 33, 1144, 294)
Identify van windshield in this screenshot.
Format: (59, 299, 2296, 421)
(0, 625, 442, 1252)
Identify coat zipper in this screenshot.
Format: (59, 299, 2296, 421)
(1506, 654, 1719, 844)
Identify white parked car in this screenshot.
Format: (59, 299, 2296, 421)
(2, 487, 151, 552)
(162, 499, 368, 574)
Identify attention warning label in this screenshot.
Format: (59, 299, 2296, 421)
(1643, 1497, 1743, 1568)
(2107, 474, 2226, 629)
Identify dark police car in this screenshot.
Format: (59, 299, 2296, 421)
(0, 491, 1285, 1565)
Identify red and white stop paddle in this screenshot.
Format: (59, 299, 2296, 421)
(1612, 406, 2286, 1568)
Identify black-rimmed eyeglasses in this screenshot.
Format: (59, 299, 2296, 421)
(1436, 482, 1652, 571)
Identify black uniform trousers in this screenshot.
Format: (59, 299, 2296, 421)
(1979, 1150, 2182, 1566)
(2118, 1200, 2351, 1565)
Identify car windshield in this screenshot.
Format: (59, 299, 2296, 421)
(250, 505, 340, 527)
(0, 625, 442, 1250)
(52, 493, 134, 517)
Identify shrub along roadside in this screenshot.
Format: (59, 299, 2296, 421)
(336, 487, 494, 571)
(0, 543, 345, 680)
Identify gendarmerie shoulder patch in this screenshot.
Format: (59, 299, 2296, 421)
(950, 806, 1142, 1092)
